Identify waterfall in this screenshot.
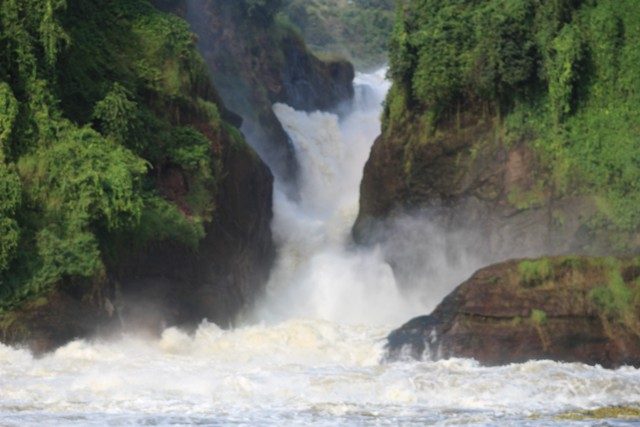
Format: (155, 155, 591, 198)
(1, 70, 639, 427)
(247, 69, 425, 326)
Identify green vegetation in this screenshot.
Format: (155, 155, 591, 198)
(515, 256, 640, 335)
(0, 0, 239, 312)
(530, 308, 549, 349)
(518, 258, 553, 287)
(282, 0, 394, 69)
(386, 0, 640, 238)
(507, 182, 546, 211)
(589, 259, 640, 333)
(530, 309, 547, 325)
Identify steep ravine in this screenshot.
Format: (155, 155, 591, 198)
(184, 0, 355, 184)
(1, 68, 639, 427)
(1, 0, 357, 352)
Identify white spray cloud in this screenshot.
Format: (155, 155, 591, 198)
(248, 69, 485, 326)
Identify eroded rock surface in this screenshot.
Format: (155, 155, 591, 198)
(387, 257, 640, 368)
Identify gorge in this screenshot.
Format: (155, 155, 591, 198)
(3, 62, 639, 427)
(0, 0, 639, 425)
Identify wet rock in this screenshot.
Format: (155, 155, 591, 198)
(0, 279, 115, 354)
(185, 0, 354, 183)
(386, 256, 640, 368)
(356, 105, 618, 258)
(113, 136, 275, 331)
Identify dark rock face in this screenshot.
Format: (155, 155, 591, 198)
(386, 257, 640, 369)
(0, 279, 115, 354)
(278, 38, 355, 112)
(114, 137, 275, 331)
(0, 137, 274, 352)
(2, 145, 271, 351)
(353, 109, 609, 259)
(185, 0, 354, 182)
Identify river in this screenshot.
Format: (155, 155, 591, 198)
(1, 70, 639, 426)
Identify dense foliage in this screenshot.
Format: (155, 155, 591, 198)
(282, 0, 394, 69)
(386, 0, 640, 240)
(0, 0, 230, 310)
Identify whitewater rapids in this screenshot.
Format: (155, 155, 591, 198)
(1, 70, 639, 426)
(2, 321, 640, 425)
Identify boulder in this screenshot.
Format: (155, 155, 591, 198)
(386, 256, 640, 368)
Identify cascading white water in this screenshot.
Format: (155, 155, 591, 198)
(249, 69, 427, 326)
(1, 70, 639, 426)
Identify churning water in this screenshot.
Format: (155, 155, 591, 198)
(1, 70, 639, 426)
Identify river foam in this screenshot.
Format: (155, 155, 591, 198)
(2, 321, 640, 425)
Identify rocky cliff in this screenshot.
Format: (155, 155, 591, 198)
(356, 0, 640, 367)
(354, 0, 640, 258)
(0, 0, 273, 352)
(185, 0, 355, 183)
(386, 256, 640, 368)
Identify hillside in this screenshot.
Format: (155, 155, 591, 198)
(282, 0, 394, 69)
(186, 0, 355, 183)
(356, 0, 640, 368)
(356, 0, 640, 257)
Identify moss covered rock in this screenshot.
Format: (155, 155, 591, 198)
(387, 256, 640, 368)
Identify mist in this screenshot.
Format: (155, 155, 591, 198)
(243, 69, 490, 327)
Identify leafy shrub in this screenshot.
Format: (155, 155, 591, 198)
(0, 164, 21, 273)
(92, 83, 139, 145)
(135, 196, 205, 249)
(547, 24, 583, 122)
(472, 0, 537, 101)
(530, 309, 548, 325)
(0, 0, 237, 310)
(35, 223, 103, 281)
(0, 83, 19, 153)
(19, 126, 147, 231)
(168, 126, 211, 172)
(0, 164, 21, 217)
(410, 3, 474, 112)
(588, 263, 640, 335)
(0, 218, 19, 274)
(589, 259, 632, 312)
